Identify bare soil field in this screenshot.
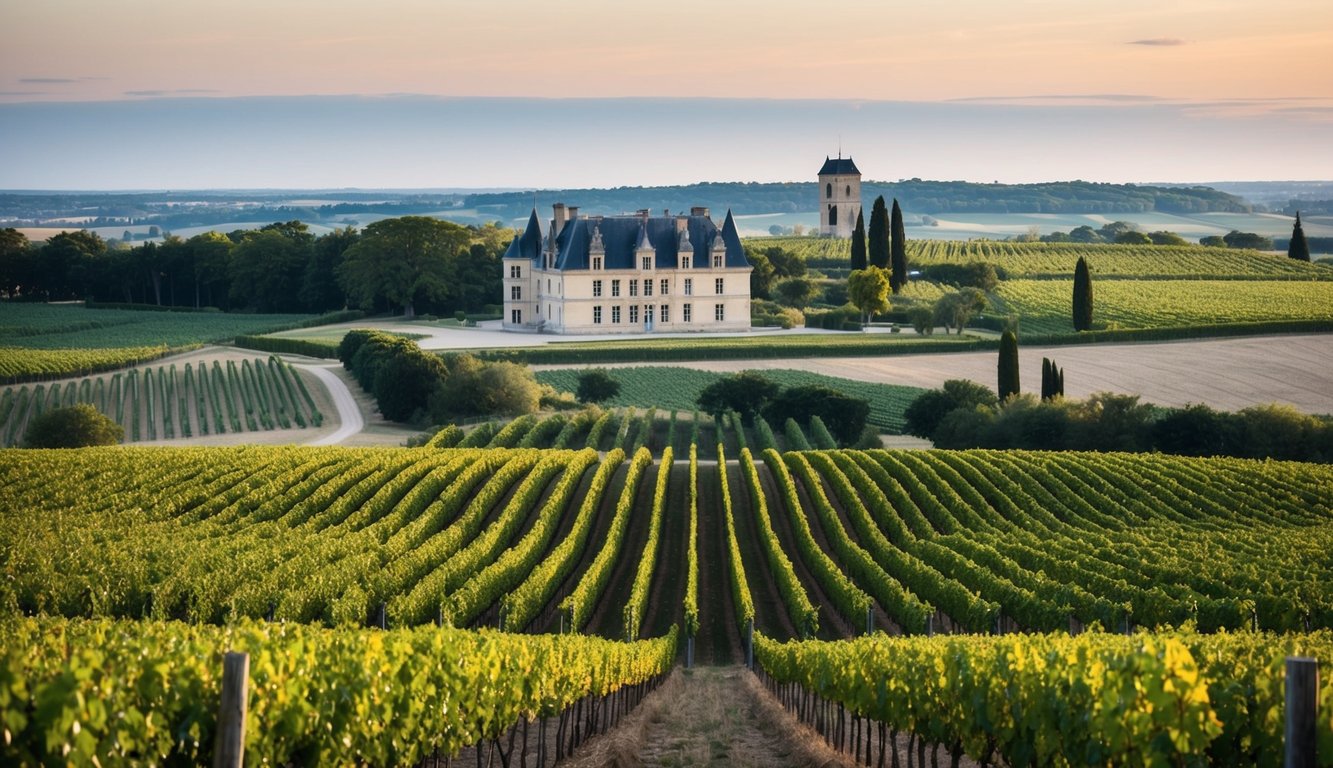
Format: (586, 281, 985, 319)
(674, 334, 1333, 415)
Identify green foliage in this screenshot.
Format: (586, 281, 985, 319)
(575, 368, 620, 403)
(1040, 357, 1064, 401)
(903, 379, 998, 439)
(932, 287, 988, 335)
(773, 277, 820, 309)
(1223, 230, 1273, 250)
(867, 196, 889, 269)
(337, 216, 472, 318)
(23, 403, 120, 447)
(846, 266, 890, 322)
(763, 385, 869, 446)
(849, 209, 866, 270)
(696, 371, 779, 420)
(1289, 212, 1311, 262)
(1072, 256, 1094, 331)
(889, 198, 907, 293)
(997, 330, 1020, 401)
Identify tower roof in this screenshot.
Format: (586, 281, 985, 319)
(818, 156, 860, 176)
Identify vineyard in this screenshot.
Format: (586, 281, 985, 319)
(747, 236, 1333, 280)
(0, 302, 359, 382)
(0, 354, 324, 446)
(2, 443, 1331, 763)
(995, 278, 1333, 335)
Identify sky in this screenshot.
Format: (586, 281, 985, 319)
(2, 0, 1331, 189)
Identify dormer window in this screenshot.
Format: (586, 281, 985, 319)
(712, 253, 722, 268)
(641, 256, 652, 270)
(680, 256, 691, 269)
(592, 256, 603, 270)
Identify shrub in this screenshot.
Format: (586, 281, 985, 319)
(697, 372, 779, 421)
(763, 385, 869, 446)
(576, 369, 621, 404)
(903, 379, 997, 439)
(23, 404, 121, 448)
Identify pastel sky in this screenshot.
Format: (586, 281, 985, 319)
(2, 0, 1331, 188)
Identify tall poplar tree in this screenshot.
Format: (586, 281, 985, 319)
(1072, 256, 1093, 332)
(890, 198, 907, 294)
(998, 330, 1020, 402)
(1288, 212, 1311, 262)
(868, 196, 889, 269)
(850, 209, 867, 270)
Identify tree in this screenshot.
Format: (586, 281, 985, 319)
(23, 404, 121, 448)
(774, 277, 820, 309)
(903, 379, 997, 439)
(867, 196, 889, 269)
(0, 228, 32, 298)
(997, 330, 1020, 401)
(1114, 231, 1152, 245)
(908, 306, 934, 335)
(748, 249, 777, 300)
(1288, 212, 1311, 262)
(760, 246, 805, 278)
(846, 267, 890, 325)
(336, 216, 471, 318)
(1040, 358, 1064, 401)
(1072, 256, 1093, 332)
(696, 371, 779, 421)
(762, 385, 870, 445)
(1068, 226, 1102, 244)
(301, 226, 359, 311)
(850, 209, 866, 270)
(1222, 230, 1273, 251)
(1148, 231, 1189, 246)
(889, 198, 907, 294)
(374, 348, 447, 422)
(576, 369, 621, 403)
(228, 228, 311, 312)
(931, 288, 987, 335)
(1199, 235, 1226, 247)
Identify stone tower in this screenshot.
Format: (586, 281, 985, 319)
(818, 154, 861, 237)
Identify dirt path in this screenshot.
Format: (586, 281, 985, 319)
(564, 667, 855, 768)
(299, 363, 363, 446)
(674, 334, 1333, 415)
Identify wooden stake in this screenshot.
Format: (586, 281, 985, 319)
(213, 651, 249, 768)
(1286, 657, 1318, 768)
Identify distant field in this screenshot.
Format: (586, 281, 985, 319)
(994, 279, 1333, 334)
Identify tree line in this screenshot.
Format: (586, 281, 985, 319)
(0, 217, 511, 315)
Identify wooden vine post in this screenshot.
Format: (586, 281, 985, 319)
(214, 651, 249, 768)
(1285, 656, 1318, 768)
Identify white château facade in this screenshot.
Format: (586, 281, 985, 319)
(502, 204, 753, 334)
(818, 155, 861, 237)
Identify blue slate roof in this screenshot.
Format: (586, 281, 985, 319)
(818, 156, 860, 176)
(504, 209, 749, 271)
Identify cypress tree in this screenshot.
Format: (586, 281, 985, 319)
(890, 198, 908, 294)
(1288, 212, 1311, 262)
(868, 196, 889, 269)
(1056, 366, 1065, 397)
(1041, 358, 1053, 401)
(1072, 256, 1093, 332)
(850, 209, 867, 270)
(998, 330, 1020, 402)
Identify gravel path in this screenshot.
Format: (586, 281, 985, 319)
(300, 364, 364, 446)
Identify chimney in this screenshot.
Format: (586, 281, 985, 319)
(636, 208, 650, 218)
(663, 209, 669, 217)
(675, 214, 688, 233)
(690, 206, 710, 218)
(567, 206, 579, 220)
(552, 203, 568, 237)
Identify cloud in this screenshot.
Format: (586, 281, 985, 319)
(0, 90, 48, 96)
(948, 94, 1166, 104)
(1127, 38, 1186, 46)
(20, 78, 78, 84)
(124, 88, 221, 97)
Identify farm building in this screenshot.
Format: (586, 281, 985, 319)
(501, 204, 753, 334)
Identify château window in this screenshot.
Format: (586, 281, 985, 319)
(660, 278, 669, 295)
(684, 278, 693, 296)
(845, 185, 851, 197)
(711, 253, 722, 268)
(660, 305, 670, 323)
(629, 305, 640, 324)
(630, 281, 639, 297)
(511, 309, 522, 324)
(714, 303, 725, 322)
(641, 256, 652, 270)
(509, 265, 521, 279)
(511, 285, 522, 301)
(829, 205, 838, 228)
(592, 279, 603, 298)
(644, 279, 653, 297)
(683, 303, 692, 323)
(612, 305, 621, 323)
(826, 183, 832, 199)
(715, 278, 724, 295)
(680, 256, 691, 269)
(593, 305, 602, 324)
(592, 256, 603, 270)
(611, 279, 621, 298)
(645, 305, 654, 324)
